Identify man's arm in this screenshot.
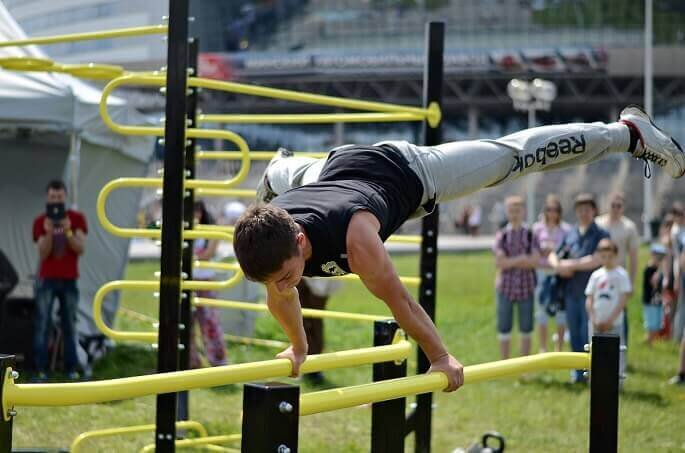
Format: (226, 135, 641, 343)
(604, 293, 629, 328)
(560, 253, 602, 273)
(628, 246, 638, 287)
(266, 284, 308, 376)
(36, 218, 53, 260)
(346, 211, 464, 392)
(62, 217, 85, 256)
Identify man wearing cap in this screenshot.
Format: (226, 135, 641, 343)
(549, 193, 609, 383)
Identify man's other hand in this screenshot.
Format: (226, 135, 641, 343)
(276, 345, 307, 377)
(428, 353, 464, 392)
(43, 217, 54, 234)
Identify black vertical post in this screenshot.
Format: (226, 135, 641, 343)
(371, 320, 407, 453)
(177, 36, 199, 425)
(589, 335, 620, 453)
(241, 382, 299, 453)
(413, 21, 444, 453)
(0, 355, 15, 453)
(155, 0, 190, 451)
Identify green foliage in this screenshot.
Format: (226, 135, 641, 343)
(12, 250, 685, 452)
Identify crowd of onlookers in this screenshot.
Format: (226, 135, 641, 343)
(493, 191, 685, 386)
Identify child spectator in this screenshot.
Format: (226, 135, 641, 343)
(493, 196, 540, 359)
(643, 243, 667, 346)
(585, 238, 631, 384)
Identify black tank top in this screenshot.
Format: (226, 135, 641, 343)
(272, 144, 423, 277)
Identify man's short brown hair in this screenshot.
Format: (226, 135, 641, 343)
(233, 204, 300, 282)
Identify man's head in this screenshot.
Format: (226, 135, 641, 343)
(504, 195, 525, 225)
(574, 193, 597, 226)
(597, 238, 618, 268)
(607, 192, 625, 220)
(233, 204, 306, 290)
(670, 202, 684, 226)
(46, 180, 67, 203)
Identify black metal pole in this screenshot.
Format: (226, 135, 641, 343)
(177, 36, 199, 426)
(241, 382, 300, 453)
(371, 320, 407, 453)
(155, 0, 190, 450)
(412, 21, 444, 453)
(589, 334, 620, 453)
(0, 355, 15, 453)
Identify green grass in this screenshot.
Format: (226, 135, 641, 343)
(12, 251, 685, 452)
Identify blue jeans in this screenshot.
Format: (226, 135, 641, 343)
(565, 292, 589, 380)
(33, 278, 79, 373)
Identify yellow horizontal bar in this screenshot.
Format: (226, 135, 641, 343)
(194, 297, 388, 323)
(386, 235, 422, 245)
(71, 420, 208, 453)
(195, 187, 256, 198)
(3, 341, 410, 408)
(196, 151, 329, 161)
(0, 24, 167, 47)
(299, 352, 590, 415)
(140, 434, 242, 453)
(224, 335, 288, 349)
(198, 112, 426, 125)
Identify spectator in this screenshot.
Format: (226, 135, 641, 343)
(643, 243, 667, 346)
(468, 204, 482, 236)
(32, 180, 87, 382)
(550, 193, 609, 383)
(658, 213, 677, 339)
(296, 278, 342, 386)
(596, 192, 639, 354)
(532, 194, 570, 353)
(671, 204, 685, 343)
(585, 238, 631, 386)
(190, 201, 228, 368)
(493, 195, 540, 359)
(669, 331, 685, 385)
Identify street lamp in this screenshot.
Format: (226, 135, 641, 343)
(507, 78, 557, 225)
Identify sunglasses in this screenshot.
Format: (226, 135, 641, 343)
(611, 203, 623, 209)
(544, 207, 560, 212)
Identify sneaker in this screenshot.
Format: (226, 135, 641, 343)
(30, 372, 48, 383)
(255, 147, 294, 203)
(668, 373, 685, 385)
(619, 105, 685, 178)
(66, 371, 81, 381)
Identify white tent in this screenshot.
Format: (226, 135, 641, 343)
(0, 3, 154, 358)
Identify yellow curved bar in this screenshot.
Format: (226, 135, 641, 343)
(192, 78, 441, 128)
(71, 420, 208, 453)
(194, 297, 389, 323)
(0, 56, 56, 71)
(139, 434, 242, 453)
(0, 24, 168, 47)
(198, 112, 426, 125)
(299, 352, 590, 416)
(3, 341, 411, 408)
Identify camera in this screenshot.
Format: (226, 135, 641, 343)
(46, 202, 65, 222)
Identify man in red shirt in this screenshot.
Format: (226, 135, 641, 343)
(32, 180, 87, 381)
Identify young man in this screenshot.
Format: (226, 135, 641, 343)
(585, 238, 632, 383)
(549, 193, 609, 383)
(493, 196, 540, 359)
(234, 106, 683, 392)
(32, 180, 88, 381)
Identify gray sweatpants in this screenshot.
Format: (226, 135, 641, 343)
(265, 122, 631, 217)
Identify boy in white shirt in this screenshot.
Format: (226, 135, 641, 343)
(585, 238, 632, 383)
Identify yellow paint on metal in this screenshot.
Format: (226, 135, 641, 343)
(198, 112, 427, 124)
(139, 434, 242, 452)
(3, 341, 410, 408)
(60, 63, 125, 80)
(70, 420, 208, 453)
(194, 297, 389, 323)
(224, 335, 288, 349)
(299, 352, 590, 415)
(0, 56, 56, 71)
(196, 151, 328, 161)
(0, 25, 168, 47)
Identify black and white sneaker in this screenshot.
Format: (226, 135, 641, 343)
(255, 147, 294, 203)
(619, 105, 685, 178)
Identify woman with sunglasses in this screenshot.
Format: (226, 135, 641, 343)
(532, 194, 570, 352)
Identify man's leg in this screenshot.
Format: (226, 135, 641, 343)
(257, 151, 326, 201)
(32, 279, 54, 378)
(565, 293, 588, 381)
(496, 291, 514, 360)
(59, 280, 80, 376)
(518, 296, 534, 356)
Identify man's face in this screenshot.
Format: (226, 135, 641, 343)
(505, 202, 524, 224)
(47, 188, 66, 204)
(265, 233, 306, 292)
(609, 198, 624, 217)
(575, 203, 595, 225)
(598, 249, 616, 267)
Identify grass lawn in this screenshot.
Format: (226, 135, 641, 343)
(12, 250, 685, 452)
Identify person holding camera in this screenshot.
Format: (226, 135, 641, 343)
(32, 180, 87, 382)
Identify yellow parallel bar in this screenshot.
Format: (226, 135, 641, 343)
(299, 352, 590, 416)
(139, 434, 242, 453)
(224, 334, 288, 349)
(198, 112, 426, 125)
(194, 297, 389, 323)
(71, 420, 208, 453)
(196, 151, 329, 161)
(195, 187, 257, 198)
(0, 25, 168, 47)
(3, 341, 410, 408)
(192, 78, 441, 128)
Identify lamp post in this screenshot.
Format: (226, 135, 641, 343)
(507, 78, 557, 226)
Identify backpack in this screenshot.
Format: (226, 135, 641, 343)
(0, 250, 18, 302)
